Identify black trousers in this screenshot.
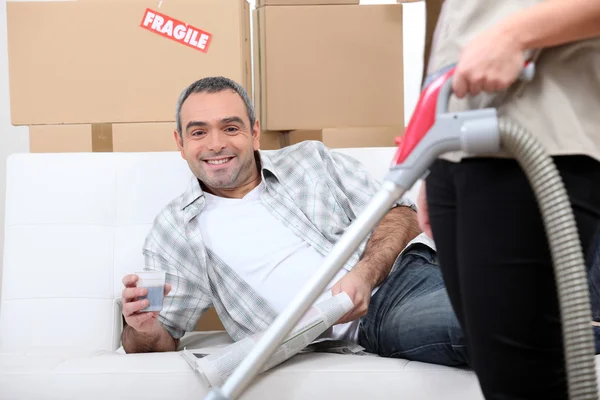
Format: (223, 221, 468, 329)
(426, 155, 600, 400)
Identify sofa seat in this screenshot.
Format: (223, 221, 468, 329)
(2, 150, 598, 399)
(0, 331, 487, 400)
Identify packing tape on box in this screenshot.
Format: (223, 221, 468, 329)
(91, 123, 114, 152)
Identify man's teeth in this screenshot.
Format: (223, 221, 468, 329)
(206, 158, 231, 165)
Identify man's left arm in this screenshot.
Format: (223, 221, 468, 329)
(332, 205, 421, 324)
(317, 144, 422, 324)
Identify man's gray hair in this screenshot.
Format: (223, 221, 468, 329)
(175, 76, 256, 137)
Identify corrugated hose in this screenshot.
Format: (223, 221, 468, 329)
(499, 116, 599, 400)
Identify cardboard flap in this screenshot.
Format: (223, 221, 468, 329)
(91, 124, 114, 152)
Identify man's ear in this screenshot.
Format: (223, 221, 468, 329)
(173, 130, 185, 159)
(253, 120, 261, 151)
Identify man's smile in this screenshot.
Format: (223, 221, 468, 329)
(203, 156, 234, 167)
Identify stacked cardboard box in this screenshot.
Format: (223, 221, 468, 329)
(7, 0, 252, 153)
(28, 123, 180, 153)
(253, 0, 405, 149)
(288, 126, 403, 148)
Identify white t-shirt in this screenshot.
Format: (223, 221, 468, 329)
(198, 182, 360, 342)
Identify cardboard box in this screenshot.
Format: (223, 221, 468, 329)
(30, 123, 179, 153)
(259, 130, 284, 150)
(253, 4, 404, 131)
(195, 307, 225, 331)
(29, 125, 95, 154)
(257, 0, 358, 6)
(112, 123, 178, 152)
(7, 0, 251, 125)
(287, 126, 402, 148)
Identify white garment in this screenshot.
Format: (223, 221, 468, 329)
(198, 182, 360, 342)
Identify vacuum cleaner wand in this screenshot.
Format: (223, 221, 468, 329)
(204, 62, 598, 400)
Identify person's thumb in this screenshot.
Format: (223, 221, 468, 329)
(452, 71, 469, 99)
(424, 217, 434, 239)
(164, 283, 172, 296)
(419, 208, 433, 239)
(331, 281, 342, 296)
(417, 182, 433, 239)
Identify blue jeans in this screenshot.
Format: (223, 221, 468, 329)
(358, 244, 469, 366)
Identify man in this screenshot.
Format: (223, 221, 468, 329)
(120, 76, 468, 367)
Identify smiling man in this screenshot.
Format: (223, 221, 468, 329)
(119, 76, 468, 368)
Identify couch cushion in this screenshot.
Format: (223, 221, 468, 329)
(4, 347, 600, 400)
(0, 332, 487, 400)
(0, 152, 193, 354)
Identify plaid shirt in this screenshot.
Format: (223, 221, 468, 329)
(143, 141, 418, 341)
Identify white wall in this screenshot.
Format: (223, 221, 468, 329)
(0, 0, 424, 284)
(0, 0, 31, 290)
(358, 0, 425, 125)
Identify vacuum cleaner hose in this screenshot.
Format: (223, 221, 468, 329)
(498, 116, 599, 400)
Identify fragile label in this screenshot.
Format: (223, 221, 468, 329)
(140, 9, 213, 53)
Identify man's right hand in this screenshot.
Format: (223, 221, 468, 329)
(121, 274, 171, 333)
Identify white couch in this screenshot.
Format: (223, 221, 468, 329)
(0, 146, 585, 400)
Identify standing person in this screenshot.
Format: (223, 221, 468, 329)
(417, 1, 600, 399)
(590, 232, 600, 354)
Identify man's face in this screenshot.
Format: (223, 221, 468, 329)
(175, 90, 261, 195)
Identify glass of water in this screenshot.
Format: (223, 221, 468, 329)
(135, 271, 166, 312)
